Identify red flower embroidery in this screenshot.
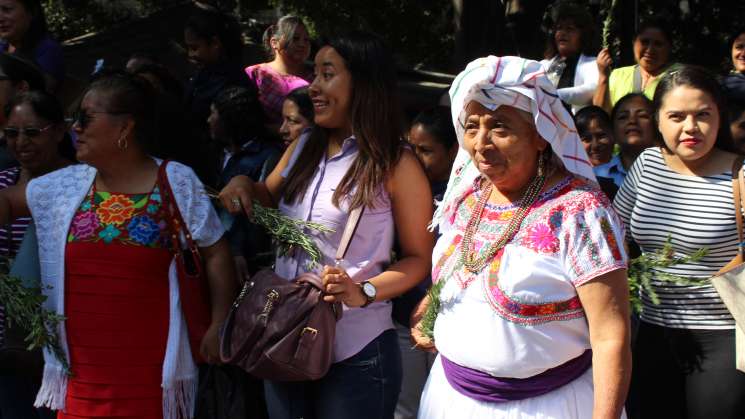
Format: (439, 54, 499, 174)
(96, 194, 135, 225)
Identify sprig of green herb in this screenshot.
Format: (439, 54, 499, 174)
(602, 0, 619, 49)
(417, 278, 445, 340)
(0, 272, 69, 374)
(627, 236, 708, 313)
(250, 201, 334, 267)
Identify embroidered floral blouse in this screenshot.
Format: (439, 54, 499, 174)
(432, 174, 627, 379)
(68, 184, 169, 248)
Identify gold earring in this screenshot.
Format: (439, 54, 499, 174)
(537, 151, 547, 178)
(117, 136, 128, 151)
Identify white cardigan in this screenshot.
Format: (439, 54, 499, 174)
(540, 54, 599, 114)
(27, 161, 224, 419)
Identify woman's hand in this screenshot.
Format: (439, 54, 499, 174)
(410, 294, 437, 353)
(321, 265, 367, 307)
(596, 48, 612, 76)
(218, 175, 255, 216)
(200, 322, 223, 364)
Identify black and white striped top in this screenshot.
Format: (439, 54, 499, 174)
(614, 147, 738, 330)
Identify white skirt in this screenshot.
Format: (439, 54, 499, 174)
(418, 355, 626, 419)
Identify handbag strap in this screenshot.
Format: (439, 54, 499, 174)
(334, 206, 364, 264)
(157, 160, 199, 254)
(732, 156, 745, 257)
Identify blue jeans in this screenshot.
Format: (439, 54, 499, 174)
(264, 328, 402, 419)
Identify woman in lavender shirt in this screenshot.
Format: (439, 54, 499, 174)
(220, 31, 434, 419)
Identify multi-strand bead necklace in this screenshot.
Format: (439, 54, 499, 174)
(460, 155, 548, 273)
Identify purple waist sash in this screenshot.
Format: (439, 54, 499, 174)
(441, 350, 592, 404)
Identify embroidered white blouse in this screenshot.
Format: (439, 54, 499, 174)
(432, 174, 627, 378)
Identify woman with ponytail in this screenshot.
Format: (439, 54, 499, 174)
(245, 15, 312, 131)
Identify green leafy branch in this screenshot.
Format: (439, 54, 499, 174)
(0, 272, 69, 374)
(417, 278, 445, 340)
(250, 202, 334, 267)
(601, 0, 619, 49)
(627, 237, 709, 313)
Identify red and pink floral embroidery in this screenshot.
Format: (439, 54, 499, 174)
(521, 222, 560, 254)
(483, 256, 585, 325)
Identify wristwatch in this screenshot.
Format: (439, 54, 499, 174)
(359, 281, 377, 308)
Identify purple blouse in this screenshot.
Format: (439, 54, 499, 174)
(277, 133, 395, 362)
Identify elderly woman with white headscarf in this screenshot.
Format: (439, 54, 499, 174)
(411, 56, 631, 418)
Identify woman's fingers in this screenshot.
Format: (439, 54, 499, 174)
(218, 175, 254, 216)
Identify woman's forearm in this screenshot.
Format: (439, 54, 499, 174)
(591, 339, 631, 419)
(368, 255, 431, 302)
(202, 238, 239, 324)
(593, 75, 610, 111)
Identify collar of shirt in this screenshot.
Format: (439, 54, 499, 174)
(593, 154, 627, 187)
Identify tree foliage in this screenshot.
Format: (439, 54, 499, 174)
(266, 0, 454, 68)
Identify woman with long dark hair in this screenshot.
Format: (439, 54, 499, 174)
(220, 31, 433, 419)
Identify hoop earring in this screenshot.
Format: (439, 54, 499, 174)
(117, 136, 128, 151)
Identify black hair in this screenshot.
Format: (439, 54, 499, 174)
(212, 85, 266, 148)
(131, 63, 184, 99)
(653, 65, 735, 153)
(5, 90, 76, 161)
(543, 1, 596, 59)
(574, 106, 613, 137)
(610, 93, 653, 123)
(184, 7, 243, 63)
(728, 97, 745, 123)
(84, 70, 158, 151)
(283, 86, 313, 122)
(283, 31, 403, 209)
(0, 52, 45, 90)
(728, 28, 745, 49)
(12, 0, 49, 53)
(635, 17, 673, 46)
(411, 106, 457, 150)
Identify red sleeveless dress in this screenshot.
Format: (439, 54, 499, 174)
(59, 184, 172, 419)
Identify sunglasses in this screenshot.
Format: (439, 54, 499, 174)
(71, 110, 130, 130)
(3, 124, 54, 140)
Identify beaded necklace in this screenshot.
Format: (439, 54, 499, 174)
(460, 154, 547, 273)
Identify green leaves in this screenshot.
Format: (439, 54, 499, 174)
(0, 270, 69, 374)
(627, 236, 708, 314)
(417, 278, 445, 340)
(250, 201, 334, 268)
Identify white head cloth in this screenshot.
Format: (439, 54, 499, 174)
(431, 55, 596, 232)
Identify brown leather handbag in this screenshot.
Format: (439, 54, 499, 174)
(219, 206, 364, 381)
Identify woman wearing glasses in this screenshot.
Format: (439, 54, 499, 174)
(0, 72, 238, 419)
(0, 90, 73, 418)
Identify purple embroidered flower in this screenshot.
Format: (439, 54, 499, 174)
(70, 210, 99, 240)
(127, 215, 160, 245)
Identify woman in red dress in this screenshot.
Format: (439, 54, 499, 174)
(0, 72, 237, 419)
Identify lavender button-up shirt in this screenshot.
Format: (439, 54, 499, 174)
(277, 134, 395, 362)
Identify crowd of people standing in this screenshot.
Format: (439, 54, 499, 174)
(0, 0, 743, 418)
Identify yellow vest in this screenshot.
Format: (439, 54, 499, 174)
(608, 63, 681, 106)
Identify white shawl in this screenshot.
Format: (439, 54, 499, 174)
(27, 161, 224, 419)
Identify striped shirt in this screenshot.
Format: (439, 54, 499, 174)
(0, 166, 32, 347)
(614, 147, 738, 330)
